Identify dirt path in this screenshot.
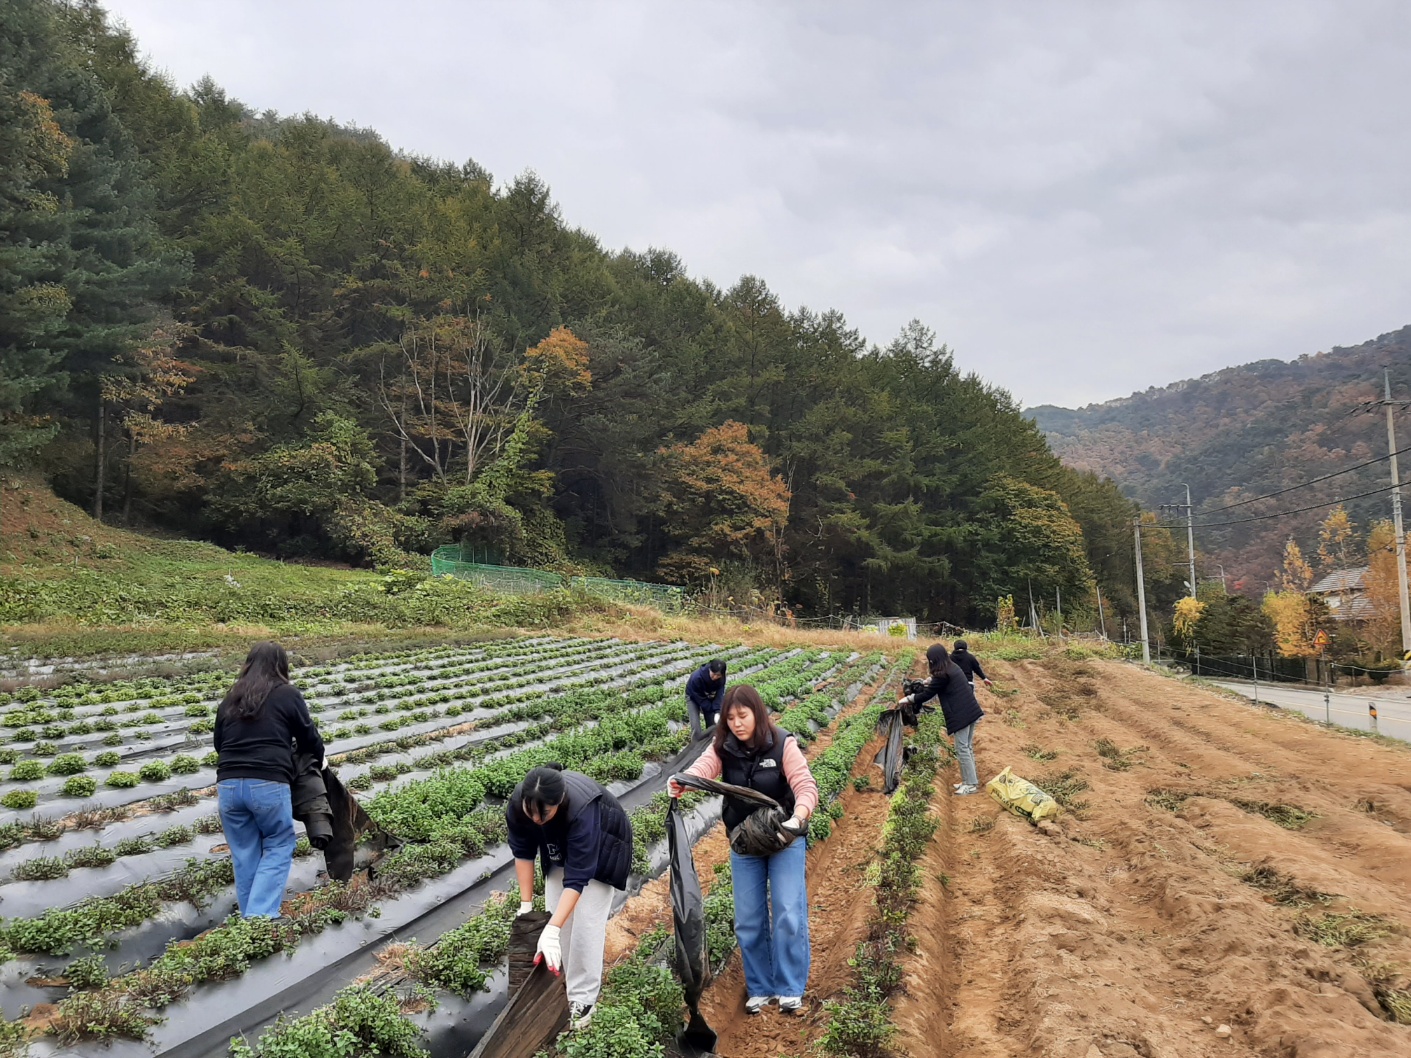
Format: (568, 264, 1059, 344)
(892, 655, 1411, 1058)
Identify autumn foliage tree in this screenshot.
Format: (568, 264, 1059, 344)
(655, 421, 791, 585)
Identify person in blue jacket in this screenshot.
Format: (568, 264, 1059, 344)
(685, 658, 727, 739)
(507, 764, 633, 1031)
(898, 643, 986, 795)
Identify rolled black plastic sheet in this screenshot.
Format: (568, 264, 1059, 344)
(464, 911, 568, 1058)
(668, 799, 717, 1057)
(668, 772, 794, 857)
(878, 709, 905, 794)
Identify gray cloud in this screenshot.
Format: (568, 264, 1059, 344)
(104, 0, 1411, 406)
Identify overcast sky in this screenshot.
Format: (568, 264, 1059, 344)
(103, 0, 1411, 408)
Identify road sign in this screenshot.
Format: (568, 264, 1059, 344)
(1369, 703, 1379, 719)
(1314, 630, 1330, 649)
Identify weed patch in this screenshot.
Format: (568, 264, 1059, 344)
(1144, 788, 1192, 812)
(1229, 799, 1316, 830)
(1035, 769, 1090, 813)
(1295, 909, 1394, 948)
(1359, 962, 1411, 1024)
(1021, 743, 1057, 762)
(1094, 738, 1147, 771)
(1241, 866, 1333, 908)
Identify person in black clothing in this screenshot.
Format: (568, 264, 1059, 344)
(507, 764, 633, 1031)
(685, 658, 728, 739)
(214, 642, 325, 918)
(950, 640, 993, 690)
(898, 644, 985, 795)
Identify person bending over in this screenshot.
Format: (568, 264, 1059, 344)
(507, 763, 633, 1031)
(685, 658, 728, 739)
(898, 643, 985, 795)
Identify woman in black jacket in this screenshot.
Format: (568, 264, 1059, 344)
(214, 642, 325, 918)
(898, 643, 985, 794)
(506, 764, 633, 1031)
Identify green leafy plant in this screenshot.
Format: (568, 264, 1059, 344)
(94, 751, 122, 767)
(106, 772, 140, 789)
(8, 760, 45, 782)
(1, 790, 38, 810)
(62, 775, 99, 798)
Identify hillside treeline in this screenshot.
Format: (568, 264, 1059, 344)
(0, 0, 1153, 625)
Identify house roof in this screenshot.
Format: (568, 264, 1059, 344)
(1310, 566, 1369, 595)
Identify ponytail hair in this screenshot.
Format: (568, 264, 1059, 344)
(520, 763, 567, 820)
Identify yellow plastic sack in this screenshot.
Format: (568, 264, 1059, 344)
(985, 766, 1061, 823)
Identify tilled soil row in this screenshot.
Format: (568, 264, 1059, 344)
(891, 655, 1411, 1058)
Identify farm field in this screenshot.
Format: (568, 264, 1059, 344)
(0, 633, 893, 1057)
(0, 638, 1408, 1058)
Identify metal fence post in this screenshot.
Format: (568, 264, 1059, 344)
(1369, 702, 1379, 735)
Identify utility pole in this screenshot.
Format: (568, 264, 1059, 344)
(1160, 488, 1199, 598)
(1134, 520, 1151, 664)
(1184, 483, 1197, 599)
(1096, 585, 1108, 639)
(1385, 370, 1411, 657)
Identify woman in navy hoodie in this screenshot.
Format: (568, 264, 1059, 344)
(898, 643, 985, 794)
(506, 764, 633, 1031)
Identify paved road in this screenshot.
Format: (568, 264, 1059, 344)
(1211, 679, 1411, 744)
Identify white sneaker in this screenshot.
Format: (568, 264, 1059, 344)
(953, 782, 965, 791)
(779, 995, 804, 1014)
(745, 995, 773, 1015)
(568, 1002, 593, 1030)
(955, 784, 979, 796)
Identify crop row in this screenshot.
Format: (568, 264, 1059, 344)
(16, 649, 863, 1043)
(0, 644, 784, 859)
(0, 649, 828, 964)
(229, 654, 900, 1058)
(0, 640, 733, 816)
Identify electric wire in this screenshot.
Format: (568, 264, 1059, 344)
(1149, 476, 1411, 530)
(1193, 440, 1411, 515)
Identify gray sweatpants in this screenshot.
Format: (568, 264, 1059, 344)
(953, 722, 979, 787)
(545, 867, 618, 1006)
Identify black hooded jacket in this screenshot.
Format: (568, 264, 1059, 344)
(905, 646, 985, 734)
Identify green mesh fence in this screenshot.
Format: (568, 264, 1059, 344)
(430, 548, 564, 595)
(430, 548, 685, 608)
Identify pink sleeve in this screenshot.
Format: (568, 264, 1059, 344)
(681, 745, 723, 781)
(781, 740, 819, 817)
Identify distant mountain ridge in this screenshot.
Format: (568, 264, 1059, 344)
(1027, 325, 1411, 592)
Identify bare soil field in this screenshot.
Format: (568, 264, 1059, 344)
(892, 655, 1411, 1058)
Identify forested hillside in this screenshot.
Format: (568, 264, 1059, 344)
(0, 0, 1147, 627)
(1030, 325, 1411, 592)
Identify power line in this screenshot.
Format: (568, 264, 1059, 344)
(1149, 476, 1411, 530)
(1198, 441, 1411, 515)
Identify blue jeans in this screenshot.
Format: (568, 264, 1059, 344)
(730, 839, 809, 997)
(953, 722, 978, 787)
(217, 779, 296, 918)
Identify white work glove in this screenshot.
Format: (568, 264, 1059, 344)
(668, 779, 684, 799)
(535, 923, 562, 974)
(517, 901, 534, 916)
(320, 756, 330, 771)
(781, 815, 805, 833)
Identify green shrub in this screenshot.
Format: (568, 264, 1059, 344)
(1, 789, 38, 810)
(62, 775, 99, 798)
(114, 837, 153, 856)
(103, 734, 122, 746)
(227, 985, 425, 1058)
(8, 760, 45, 782)
(47, 754, 87, 776)
(154, 825, 192, 848)
(94, 751, 122, 767)
(201, 751, 219, 768)
(138, 761, 172, 783)
(106, 772, 140, 789)
(170, 755, 200, 775)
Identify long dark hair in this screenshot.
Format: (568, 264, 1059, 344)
(219, 642, 291, 722)
(520, 763, 567, 822)
(714, 684, 776, 754)
(926, 643, 953, 677)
